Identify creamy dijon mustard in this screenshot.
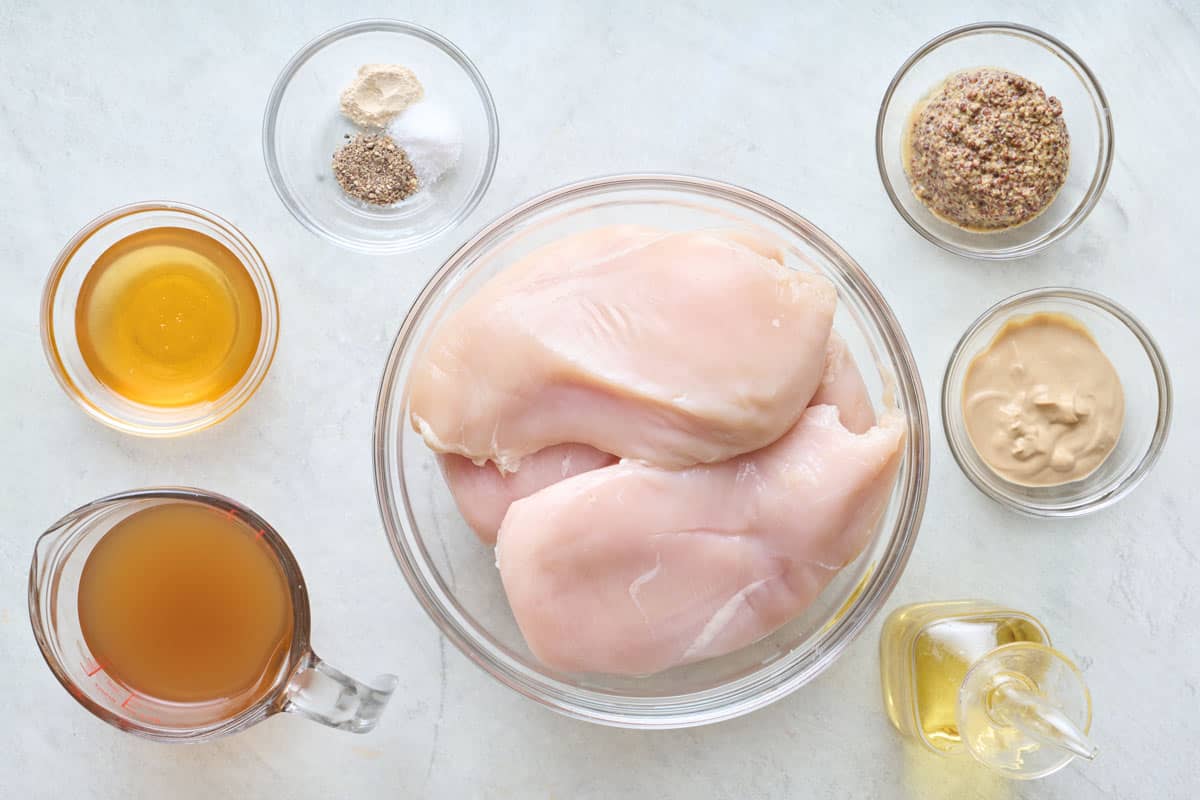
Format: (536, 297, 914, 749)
(962, 313, 1124, 487)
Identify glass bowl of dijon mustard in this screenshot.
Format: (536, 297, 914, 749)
(943, 287, 1171, 516)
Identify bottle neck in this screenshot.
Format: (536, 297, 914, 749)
(956, 642, 1095, 779)
(985, 677, 1098, 761)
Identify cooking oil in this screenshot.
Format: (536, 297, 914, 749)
(880, 600, 1048, 753)
(879, 600, 1096, 779)
(75, 226, 262, 407)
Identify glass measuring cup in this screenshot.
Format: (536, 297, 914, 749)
(29, 487, 397, 742)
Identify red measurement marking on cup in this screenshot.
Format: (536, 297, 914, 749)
(119, 694, 161, 725)
(82, 658, 104, 677)
(224, 507, 239, 521)
(255, 528, 266, 540)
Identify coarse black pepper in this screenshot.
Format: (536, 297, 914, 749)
(332, 133, 420, 205)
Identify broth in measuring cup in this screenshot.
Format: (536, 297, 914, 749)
(32, 488, 396, 741)
(78, 502, 293, 712)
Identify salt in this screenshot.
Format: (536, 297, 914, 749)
(387, 100, 463, 188)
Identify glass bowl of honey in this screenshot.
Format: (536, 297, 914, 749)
(41, 202, 279, 436)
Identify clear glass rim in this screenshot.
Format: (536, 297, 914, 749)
(373, 172, 930, 728)
(874, 21, 1115, 261)
(39, 201, 280, 437)
(27, 487, 313, 742)
(941, 286, 1172, 517)
(261, 18, 500, 255)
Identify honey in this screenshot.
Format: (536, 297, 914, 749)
(78, 502, 293, 709)
(74, 226, 262, 407)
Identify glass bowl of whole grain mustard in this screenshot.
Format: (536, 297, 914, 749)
(943, 287, 1171, 516)
(876, 22, 1113, 260)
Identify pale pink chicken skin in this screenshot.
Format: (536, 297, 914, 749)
(496, 405, 904, 676)
(409, 227, 837, 472)
(440, 445, 617, 544)
(809, 332, 876, 434)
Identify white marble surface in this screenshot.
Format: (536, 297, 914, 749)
(2, 0, 1198, 797)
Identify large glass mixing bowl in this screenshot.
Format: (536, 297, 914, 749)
(373, 175, 929, 728)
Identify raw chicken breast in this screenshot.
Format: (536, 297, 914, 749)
(809, 332, 876, 434)
(475, 224, 666, 292)
(441, 444, 617, 544)
(705, 227, 786, 264)
(496, 405, 904, 676)
(445, 332, 873, 545)
(410, 227, 837, 471)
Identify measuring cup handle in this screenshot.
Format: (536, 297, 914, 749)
(282, 652, 398, 734)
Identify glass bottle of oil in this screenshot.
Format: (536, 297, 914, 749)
(879, 600, 1097, 780)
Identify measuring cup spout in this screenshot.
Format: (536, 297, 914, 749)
(283, 652, 398, 734)
(30, 518, 82, 628)
(32, 516, 79, 578)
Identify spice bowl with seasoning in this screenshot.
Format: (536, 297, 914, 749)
(263, 19, 499, 254)
(943, 287, 1171, 517)
(876, 22, 1113, 260)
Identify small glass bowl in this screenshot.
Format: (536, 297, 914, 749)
(263, 19, 499, 254)
(374, 174, 930, 728)
(40, 202, 279, 437)
(943, 287, 1171, 516)
(876, 22, 1114, 260)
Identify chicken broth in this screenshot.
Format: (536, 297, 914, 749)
(78, 502, 294, 709)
